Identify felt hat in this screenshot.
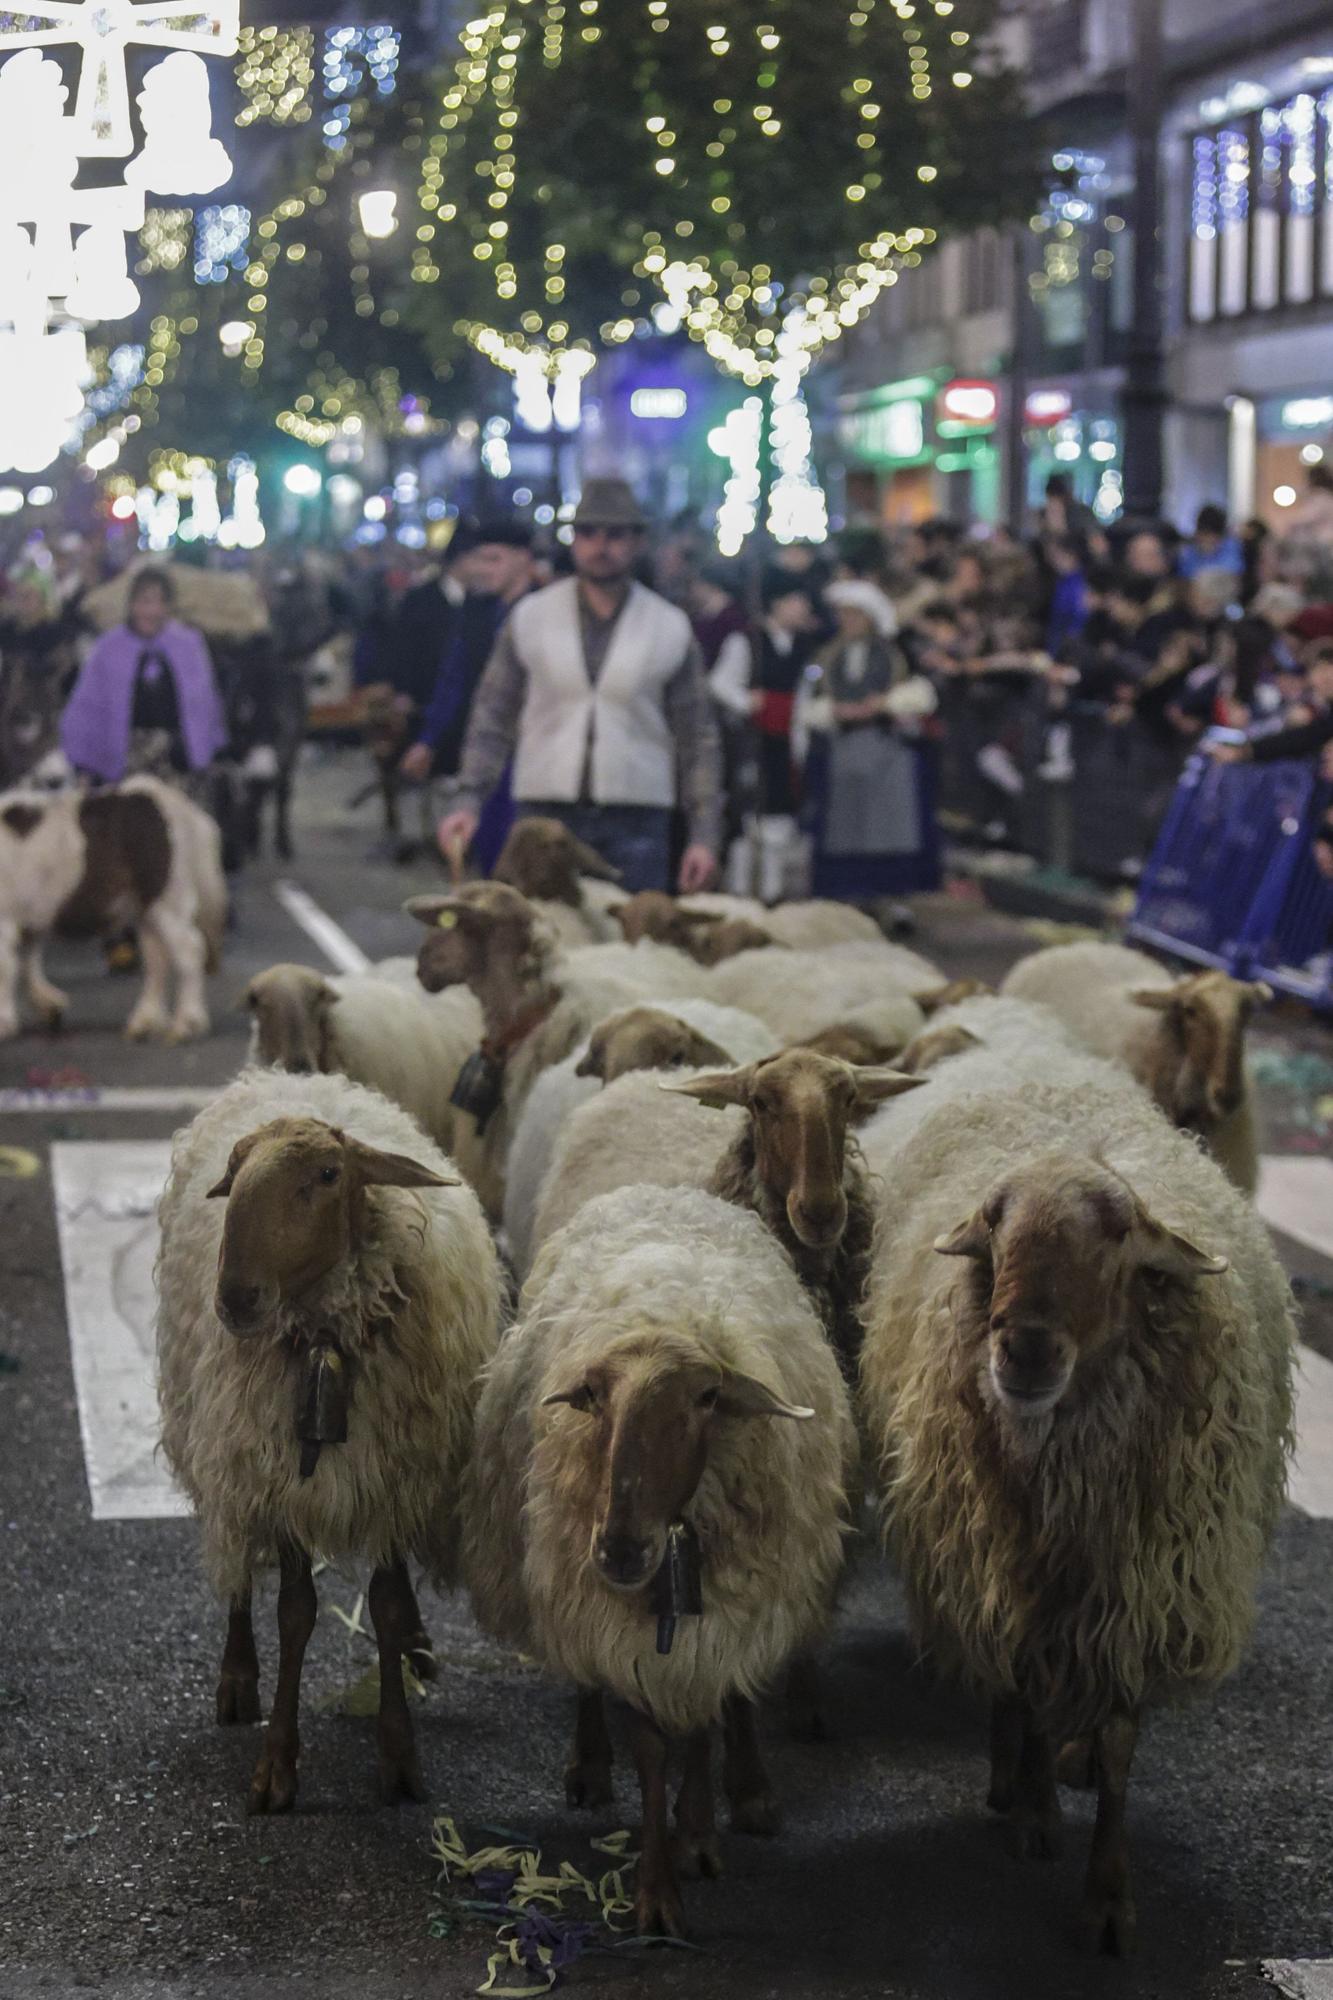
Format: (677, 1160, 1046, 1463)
(572, 478, 648, 531)
(825, 577, 899, 639)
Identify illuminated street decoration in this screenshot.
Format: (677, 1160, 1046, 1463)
(0, 323, 88, 472)
(0, 0, 238, 156)
(192, 202, 249, 282)
(126, 50, 232, 194)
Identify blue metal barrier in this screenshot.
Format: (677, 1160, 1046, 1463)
(1127, 752, 1333, 1010)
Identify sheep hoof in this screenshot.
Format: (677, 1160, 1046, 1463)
(1006, 1809, 1062, 1862)
(1055, 1737, 1096, 1790)
(247, 1750, 298, 1815)
(729, 1792, 782, 1838)
(1079, 1893, 1137, 1958)
(39, 1003, 67, 1033)
(125, 1008, 169, 1042)
(565, 1760, 614, 1810)
(672, 1831, 723, 1882)
(405, 1633, 437, 1683)
(378, 1744, 427, 1805)
(216, 1672, 262, 1726)
(634, 1881, 689, 1940)
(166, 1012, 209, 1045)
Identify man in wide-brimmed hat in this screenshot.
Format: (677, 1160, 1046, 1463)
(437, 478, 721, 892)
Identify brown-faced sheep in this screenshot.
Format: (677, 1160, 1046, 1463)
(859, 1072, 1294, 1955)
(243, 961, 480, 1151)
(667, 1050, 923, 1379)
(1001, 941, 1270, 1192)
(492, 816, 623, 946)
(405, 882, 647, 1217)
(707, 947, 928, 1049)
(157, 1067, 501, 1814)
(463, 1184, 856, 1937)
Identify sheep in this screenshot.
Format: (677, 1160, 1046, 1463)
(613, 889, 779, 966)
(405, 882, 647, 1218)
(157, 1066, 501, 1815)
(492, 815, 624, 946)
(566, 935, 716, 999)
(858, 1072, 1295, 1955)
(503, 997, 779, 1283)
(758, 900, 885, 951)
(531, 1065, 743, 1256)
(708, 946, 927, 1049)
(665, 1050, 924, 1381)
(896, 993, 1079, 1078)
(463, 1183, 857, 1937)
(0, 772, 225, 1043)
(796, 1021, 912, 1068)
(1002, 941, 1270, 1192)
(242, 962, 481, 1153)
(913, 977, 996, 1015)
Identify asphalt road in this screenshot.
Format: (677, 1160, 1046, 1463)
(2, 751, 1331, 2000)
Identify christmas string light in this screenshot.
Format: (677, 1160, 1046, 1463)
(236, 25, 315, 128)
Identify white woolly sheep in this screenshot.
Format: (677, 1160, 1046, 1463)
(503, 996, 778, 1281)
(757, 900, 885, 951)
(464, 1183, 856, 1936)
(859, 1073, 1294, 1956)
(567, 936, 717, 999)
(406, 881, 647, 1219)
(708, 946, 927, 1049)
(157, 1066, 500, 1815)
(1001, 940, 1270, 1192)
(0, 772, 225, 1043)
(243, 961, 481, 1153)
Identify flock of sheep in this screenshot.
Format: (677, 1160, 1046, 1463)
(154, 817, 1295, 1959)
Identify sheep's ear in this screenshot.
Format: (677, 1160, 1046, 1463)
(573, 1042, 605, 1080)
(911, 982, 955, 1016)
(854, 1066, 929, 1108)
(1131, 1206, 1228, 1279)
(714, 1371, 814, 1420)
(933, 1209, 991, 1259)
(899, 1024, 981, 1075)
(678, 906, 724, 927)
(206, 1130, 262, 1198)
(345, 1138, 457, 1190)
(660, 1066, 753, 1110)
(234, 984, 256, 1013)
(1129, 986, 1177, 1012)
(611, 904, 634, 935)
(567, 834, 621, 882)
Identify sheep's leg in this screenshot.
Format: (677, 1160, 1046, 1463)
(673, 1729, 722, 1881)
(566, 1687, 614, 1808)
(125, 913, 173, 1041)
(786, 1649, 826, 1742)
(248, 1542, 315, 1815)
(629, 1709, 686, 1939)
(987, 1695, 1024, 1813)
(368, 1559, 427, 1804)
(722, 1695, 780, 1837)
(399, 1572, 437, 1684)
(1079, 1711, 1139, 1958)
(0, 918, 19, 1039)
(216, 1586, 261, 1725)
(20, 933, 67, 1030)
(1056, 1734, 1097, 1790)
(1006, 1710, 1062, 1861)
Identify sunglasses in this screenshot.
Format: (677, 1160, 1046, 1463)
(573, 524, 637, 542)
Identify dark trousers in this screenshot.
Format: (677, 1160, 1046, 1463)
(520, 801, 672, 892)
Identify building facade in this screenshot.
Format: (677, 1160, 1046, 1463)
(821, 0, 1333, 534)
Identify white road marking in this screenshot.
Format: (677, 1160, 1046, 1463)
(51, 1140, 189, 1522)
(0, 1086, 217, 1115)
(1263, 1961, 1333, 1999)
(1258, 1155, 1333, 1264)
(272, 879, 370, 975)
(1290, 1345, 1333, 1521)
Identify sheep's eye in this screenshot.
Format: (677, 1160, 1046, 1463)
(697, 1386, 720, 1411)
(319, 1165, 340, 1185)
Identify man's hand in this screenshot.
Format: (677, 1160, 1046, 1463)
(399, 743, 433, 782)
(677, 843, 718, 894)
(437, 807, 479, 861)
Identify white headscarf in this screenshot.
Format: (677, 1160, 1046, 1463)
(825, 577, 899, 639)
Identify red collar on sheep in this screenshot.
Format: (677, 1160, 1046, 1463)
(479, 993, 559, 1065)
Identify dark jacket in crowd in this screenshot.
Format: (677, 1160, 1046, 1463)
(386, 578, 458, 707)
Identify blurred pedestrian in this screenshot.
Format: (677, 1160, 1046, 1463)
(60, 566, 225, 786)
(400, 521, 536, 786)
(1178, 503, 1244, 582)
(438, 479, 722, 892)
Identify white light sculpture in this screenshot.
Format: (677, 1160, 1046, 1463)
(512, 353, 552, 434)
(0, 324, 88, 473)
(126, 51, 231, 195)
(67, 220, 141, 319)
(0, 0, 239, 157)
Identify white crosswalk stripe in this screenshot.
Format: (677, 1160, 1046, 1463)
(272, 878, 370, 974)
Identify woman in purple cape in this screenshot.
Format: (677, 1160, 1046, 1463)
(61, 568, 227, 786)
